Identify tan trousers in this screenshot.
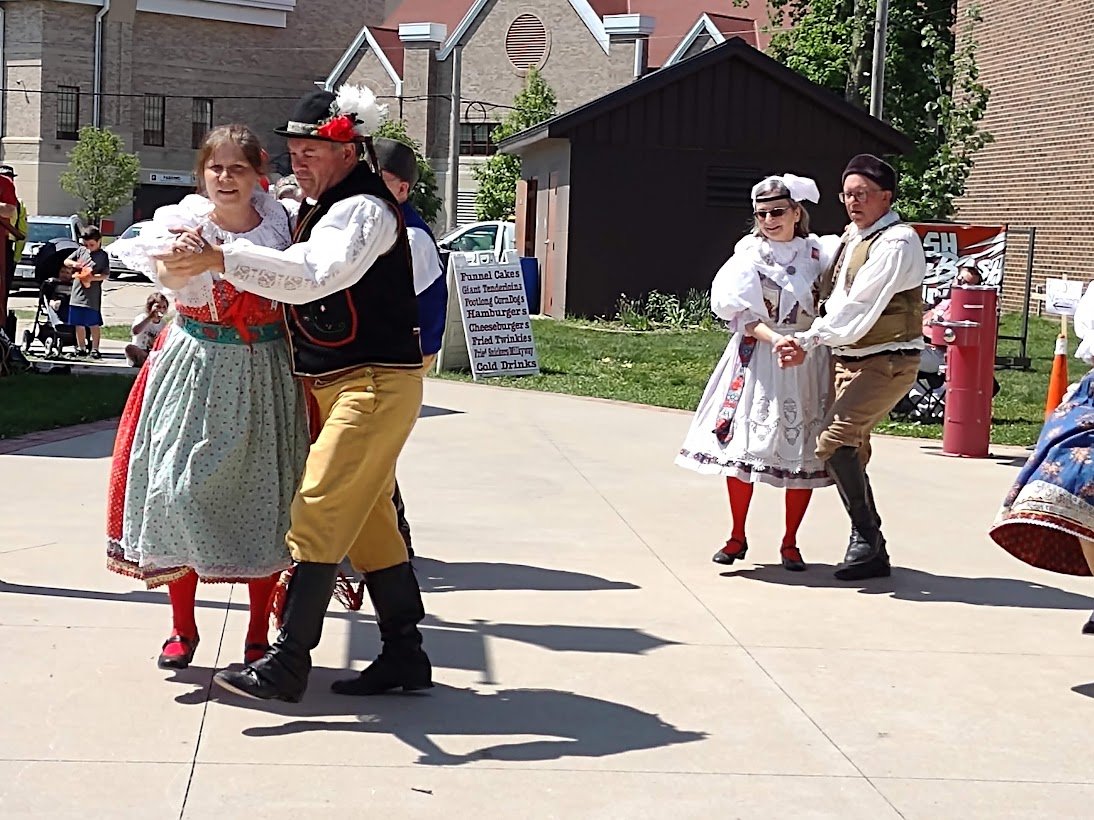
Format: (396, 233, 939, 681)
(287, 364, 424, 573)
(816, 354, 920, 465)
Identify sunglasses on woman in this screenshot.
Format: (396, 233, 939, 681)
(754, 207, 789, 219)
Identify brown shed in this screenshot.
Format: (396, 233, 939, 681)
(499, 38, 914, 318)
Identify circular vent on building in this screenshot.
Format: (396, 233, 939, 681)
(505, 14, 549, 72)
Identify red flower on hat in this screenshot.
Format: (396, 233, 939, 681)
(315, 114, 358, 142)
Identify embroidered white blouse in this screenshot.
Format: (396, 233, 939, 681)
(220, 194, 399, 304)
(796, 210, 927, 358)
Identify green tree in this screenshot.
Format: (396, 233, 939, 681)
(372, 118, 443, 224)
(474, 68, 558, 220)
(765, 1, 991, 221)
(59, 126, 141, 225)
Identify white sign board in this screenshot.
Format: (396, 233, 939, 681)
(436, 251, 539, 379)
(145, 170, 197, 186)
(1044, 278, 1084, 316)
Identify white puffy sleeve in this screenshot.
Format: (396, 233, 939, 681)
(221, 194, 398, 305)
(106, 195, 215, 304)
(710, 235, 768, 333)
(1074, 282, 1094, 364)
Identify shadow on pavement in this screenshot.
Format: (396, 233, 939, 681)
(215, 683, 706, 766)
(723, 564, 1094, 610)
(414, 557, 639, 593)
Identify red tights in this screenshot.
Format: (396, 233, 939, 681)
(160, 570, 278, 660)
(725, 477, 812, 547)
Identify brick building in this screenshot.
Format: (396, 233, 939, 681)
(331, 0, 769, 227)
(955, 0, 1094, 310)
(0, 0, 383, 224)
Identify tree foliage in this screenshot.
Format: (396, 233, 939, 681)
(766, 0, 991, 221)
(59, 126, 141, 225)
(372, 118, 443, 225)
(474, 68, 558, 221)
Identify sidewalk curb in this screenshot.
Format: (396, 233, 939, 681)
(0, 418, 119, 455)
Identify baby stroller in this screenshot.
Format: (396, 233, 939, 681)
(22, 278, 77, 358)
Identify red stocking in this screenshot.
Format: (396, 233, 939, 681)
(246, 573, 279, 659)
(783, 489, 813, 548)
(725, 477, 754, 543)
(162, 570, 198, 659)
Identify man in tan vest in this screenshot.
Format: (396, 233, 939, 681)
(778, 154, 926, 581)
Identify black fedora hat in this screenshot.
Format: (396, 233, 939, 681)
(274, 90, 360, 142)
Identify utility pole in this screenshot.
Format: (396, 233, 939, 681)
(869, 0, 890, 119)
(446, 45, 463, 232)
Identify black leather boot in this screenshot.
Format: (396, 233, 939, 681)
(826, 447, 891, 581)
(331, 561, 433, 696)
(213, 562, 338, 703)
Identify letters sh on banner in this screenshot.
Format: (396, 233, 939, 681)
(436, 251, 540, 379)
(912, 223, 1007, 308)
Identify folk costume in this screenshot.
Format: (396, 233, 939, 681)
(677, 174, 837, 570)
(991, 282, 1094, 605)
(794, 154, 926, 581)
(212, 86, 432, 703)
(105, 191, 309, 669)
(373, 137, 448, 557)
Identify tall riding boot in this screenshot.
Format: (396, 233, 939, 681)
(213, 562, 338, 703)
(331, 561, 433, 696)
(825, 446, 890, 581)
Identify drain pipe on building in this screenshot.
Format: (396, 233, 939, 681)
(93, 0, 111, 127)
(0, 5, 6, 141)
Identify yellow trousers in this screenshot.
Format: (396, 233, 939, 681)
(287, 365, 423, 573)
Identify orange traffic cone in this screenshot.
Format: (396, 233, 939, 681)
(1044, 334, 1070, 419)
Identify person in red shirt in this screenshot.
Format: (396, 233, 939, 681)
(0, 172, 19, 322)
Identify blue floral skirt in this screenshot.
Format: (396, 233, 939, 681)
(990, 370, 1094, 576)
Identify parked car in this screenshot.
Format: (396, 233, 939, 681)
(10, 215, 81, 292)
(105, 220, 151, 280)
(437, 220, 516, 264)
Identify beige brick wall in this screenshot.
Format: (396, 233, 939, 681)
(3, 0, 388, 217)
(955, 0, 1094, 312)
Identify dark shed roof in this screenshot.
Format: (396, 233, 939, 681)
(499, 37, 913, 156)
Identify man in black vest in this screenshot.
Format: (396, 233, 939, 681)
(160, 87, 431, 703)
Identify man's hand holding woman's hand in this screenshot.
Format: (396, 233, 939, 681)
(154, 226, 225, 278)
(774, 335, 806, 368)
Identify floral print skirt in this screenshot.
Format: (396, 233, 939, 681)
(990, 369, 1094, 576)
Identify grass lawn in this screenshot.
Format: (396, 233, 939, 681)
(434, 314, 1066, 447)
(0, 371, 136, 440)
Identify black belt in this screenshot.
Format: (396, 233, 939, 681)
(836, 349, 921, 363)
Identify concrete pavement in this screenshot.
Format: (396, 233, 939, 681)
(1, 379, 1093, 818)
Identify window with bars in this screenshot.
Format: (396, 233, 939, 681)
(459, 122, 499, 156)
(144, 94, 166, 147)
(56, 86, 80, 140)
(191, 98, 213, 149)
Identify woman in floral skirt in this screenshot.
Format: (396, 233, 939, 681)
(991, 281, 1094, 633)
(106, 124, 308, 669)
(676, 174, 839, 570)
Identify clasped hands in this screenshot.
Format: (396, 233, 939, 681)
(773, 335, 806, 368)
(153, 226, 225, 277)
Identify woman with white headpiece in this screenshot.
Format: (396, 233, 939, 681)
(676, 174, 840, 570)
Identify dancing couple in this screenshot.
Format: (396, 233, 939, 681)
(108, 86, 438, 702)
(678, 155, 927, 580)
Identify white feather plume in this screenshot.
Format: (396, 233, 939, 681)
(334, 84, 388, 136)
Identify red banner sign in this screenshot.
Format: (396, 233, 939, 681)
(912, 224, 1007, 307)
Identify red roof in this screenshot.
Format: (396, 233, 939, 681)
(371, 0, 770, 75)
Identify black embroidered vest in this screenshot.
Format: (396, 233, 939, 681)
(287, 163, 422, 376)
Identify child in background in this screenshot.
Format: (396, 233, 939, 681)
(126, 292, 169, 367)
(64, 227, 110, 358)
